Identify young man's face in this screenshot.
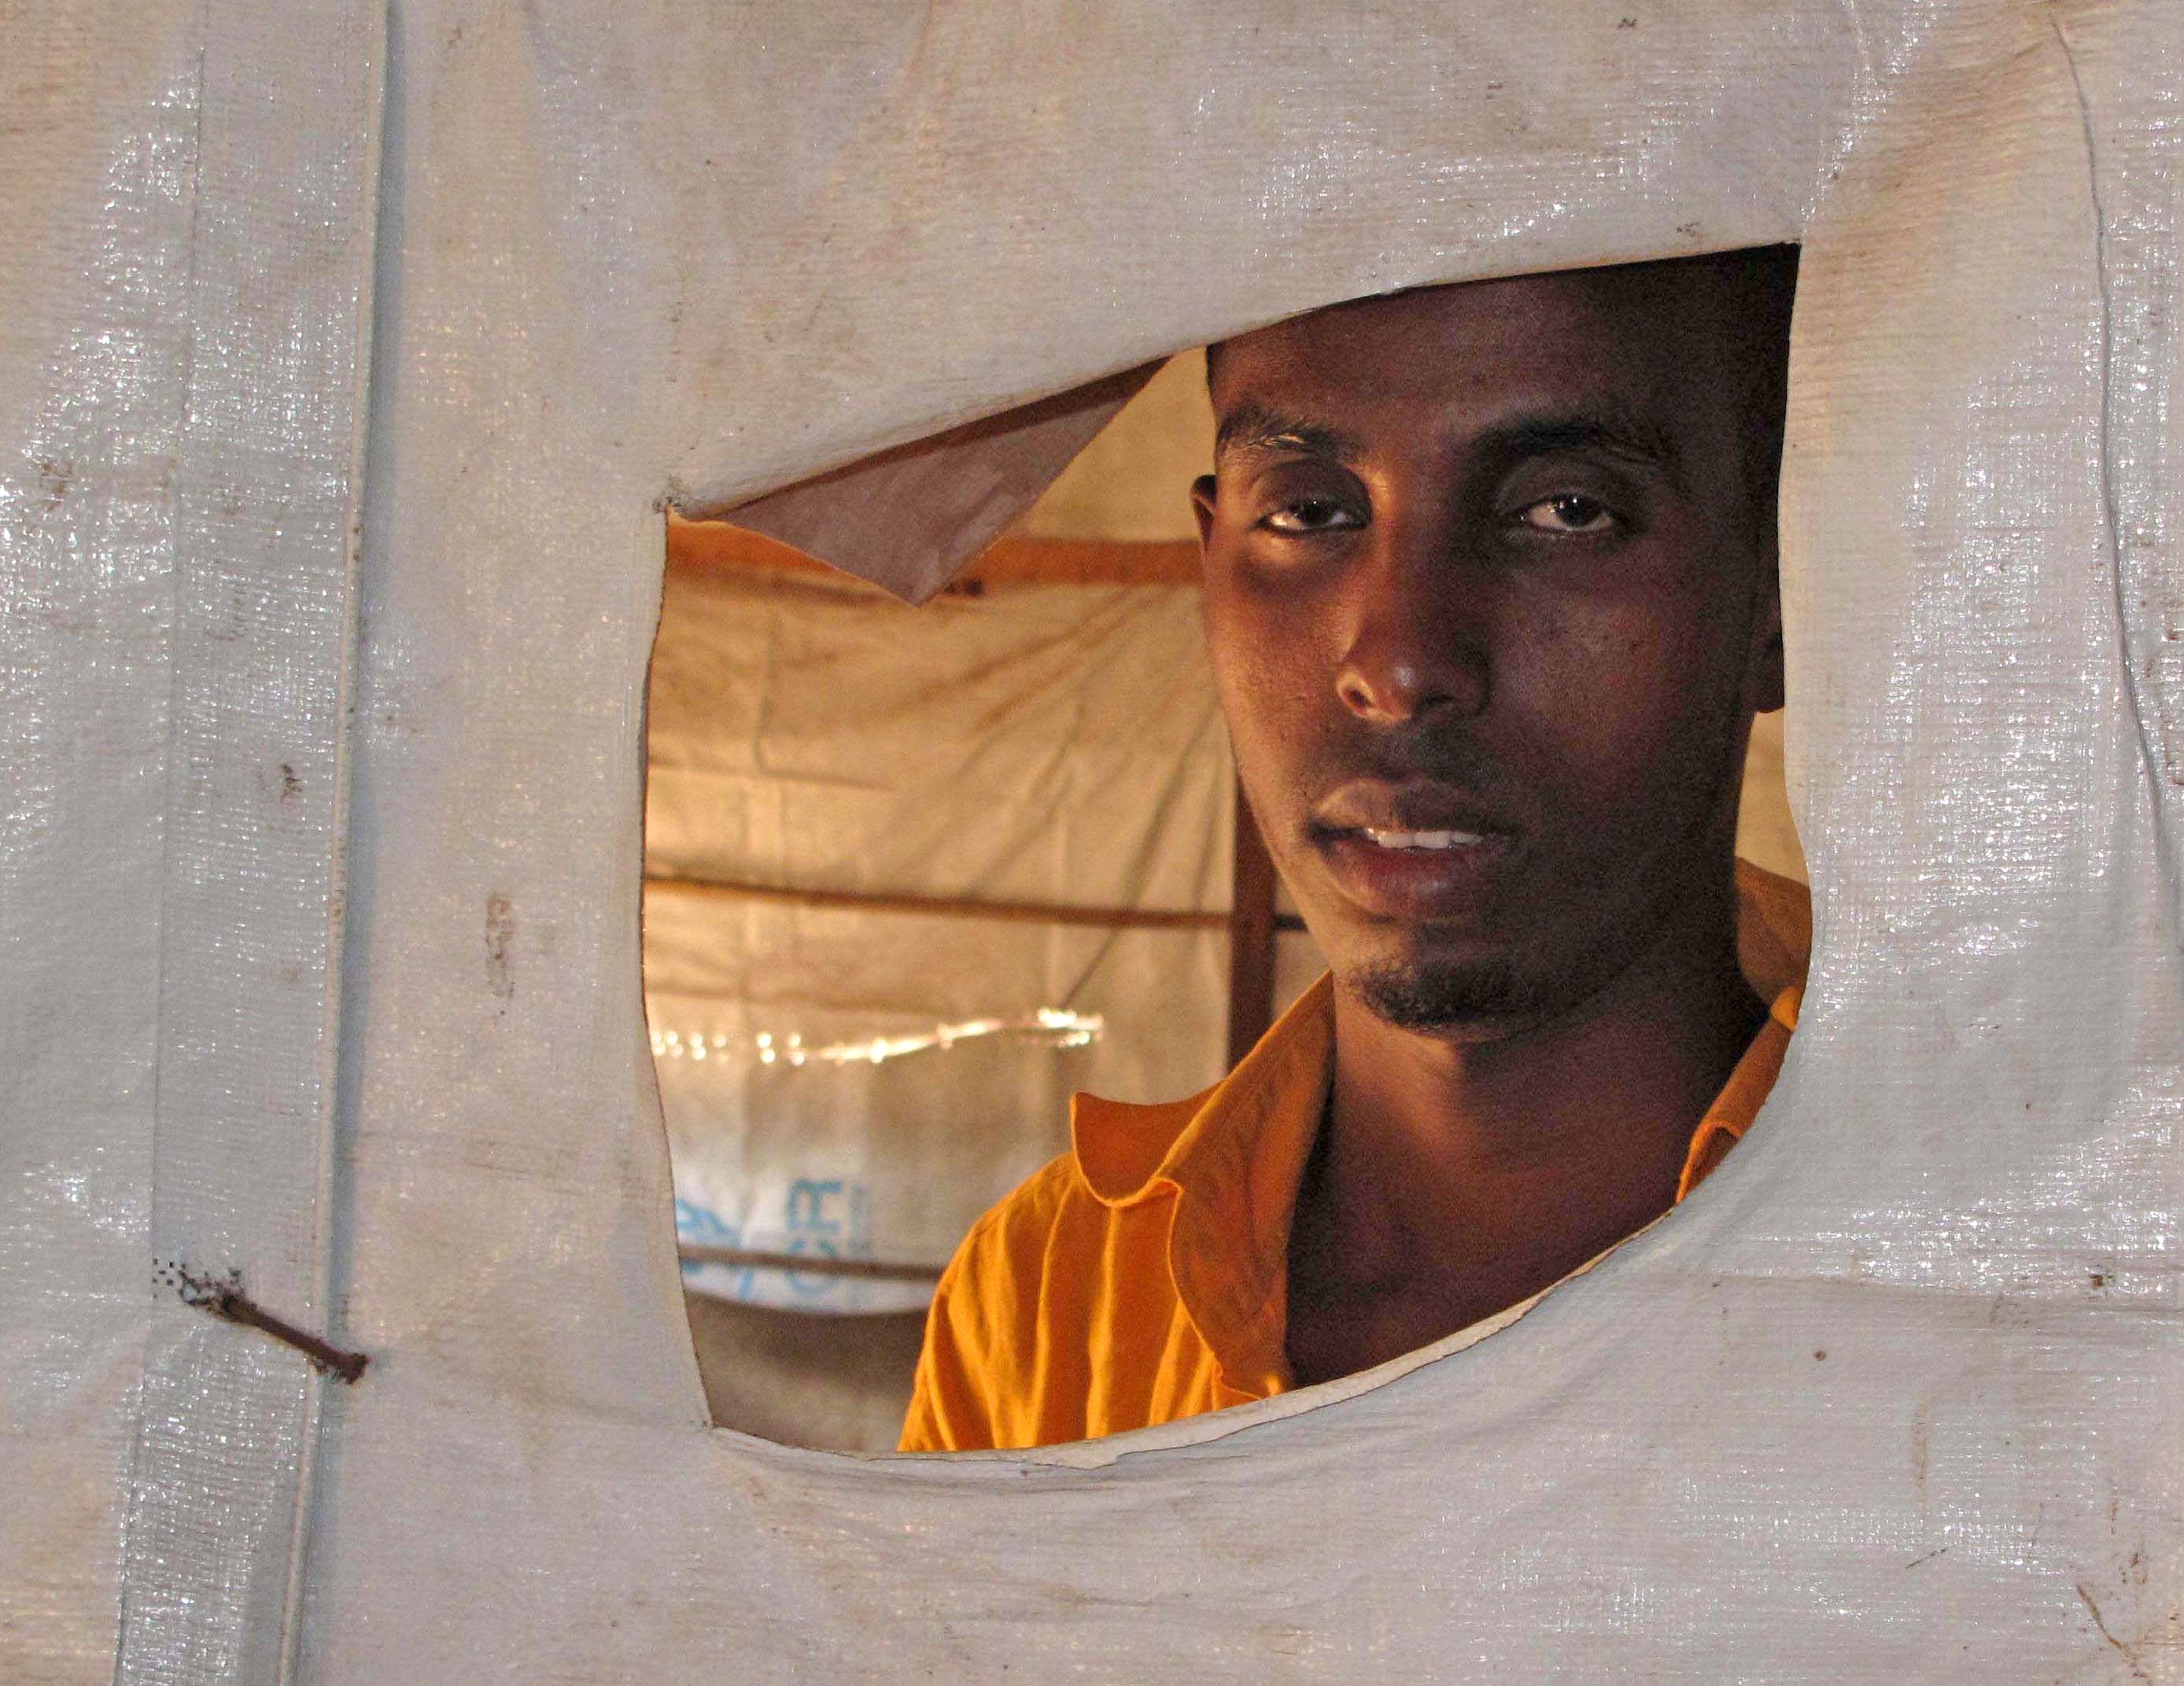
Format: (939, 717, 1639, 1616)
(1194, 257, 1788, 1036)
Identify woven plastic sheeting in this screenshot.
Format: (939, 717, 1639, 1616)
(1, 2, 2178, 1682)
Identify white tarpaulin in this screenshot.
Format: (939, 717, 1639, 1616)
(3, 2, 2180, 1681)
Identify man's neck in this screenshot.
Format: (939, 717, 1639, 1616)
(1285, 887, 1766, 1386)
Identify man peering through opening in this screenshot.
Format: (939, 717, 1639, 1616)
(899, 246, 1806, 1452)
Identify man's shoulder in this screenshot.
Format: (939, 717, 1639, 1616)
(902, 1098, 1208, 1452)
(946, 1147, 1089, 1269)
(905, 1154, 1088, 1450)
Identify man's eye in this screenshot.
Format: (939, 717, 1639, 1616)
(1262, 498, 1363, 535)
(1516, 493, 1616, 534)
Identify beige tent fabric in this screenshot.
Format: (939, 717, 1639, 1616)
(644, 563, 1233, 1310)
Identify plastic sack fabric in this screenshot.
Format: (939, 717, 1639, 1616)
(1, 3, 2178, 1683)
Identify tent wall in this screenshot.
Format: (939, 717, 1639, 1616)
(2, 4, 381, 1677)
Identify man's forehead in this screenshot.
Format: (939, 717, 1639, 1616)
(1208, 263, 1764, 456)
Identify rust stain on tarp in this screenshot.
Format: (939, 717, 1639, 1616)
(485, 891, 516, 1005)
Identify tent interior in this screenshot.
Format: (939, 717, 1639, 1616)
(646, 349, 1809, 1453)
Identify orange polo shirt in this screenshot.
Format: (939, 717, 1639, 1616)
(899, 861, 1810, 1454)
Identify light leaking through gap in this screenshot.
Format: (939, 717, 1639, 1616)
(650, 1007, 1104, 1069)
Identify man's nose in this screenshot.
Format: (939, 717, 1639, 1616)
(1332, 529, 1491, 725)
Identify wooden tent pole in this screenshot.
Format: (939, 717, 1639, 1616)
(1225, 780, 1279, 1069)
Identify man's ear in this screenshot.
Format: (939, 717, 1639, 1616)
(1190, 474, 1219, 551)
(1746, 549, 1786, 715)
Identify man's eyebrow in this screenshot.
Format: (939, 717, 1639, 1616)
(1212, 400, 1694, 493)
(1212, 403, 1366, 465)
(1472, 409, 1691, 495)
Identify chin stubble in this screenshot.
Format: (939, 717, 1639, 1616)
(1345, 951, 1566, 1032)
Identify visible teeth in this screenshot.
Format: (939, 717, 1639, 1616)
(1362, 828, 1484, 850)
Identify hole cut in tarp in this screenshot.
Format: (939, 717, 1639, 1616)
(655, 279, 1810, 1452)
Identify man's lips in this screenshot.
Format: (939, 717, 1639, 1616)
(1311, 777, 1513, 839)
(1308, 780, 1518, 918)
(1315, 828, 1516, 920)
(1350, 825, 1486, 851)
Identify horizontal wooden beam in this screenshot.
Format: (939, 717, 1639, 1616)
(667, 516, 1201, 588)
(647, 872, 1307, 934)
(677, 1244, 945, 1285)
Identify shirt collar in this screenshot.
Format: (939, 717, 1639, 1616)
(1677, 975, 1802, 1196)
